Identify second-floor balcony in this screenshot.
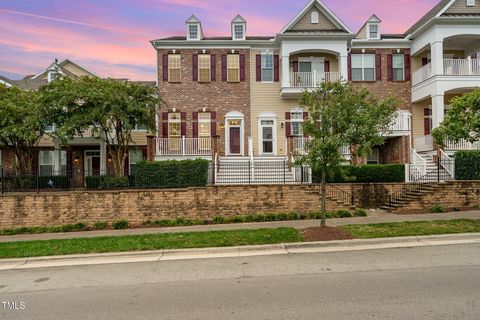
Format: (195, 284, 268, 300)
(288, 71, 342, 88)
(413, 58, 480, 86)
(155, 137, 213, 157)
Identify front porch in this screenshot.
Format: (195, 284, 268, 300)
(155, 137, 214, 160)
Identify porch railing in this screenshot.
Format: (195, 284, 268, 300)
(387, 111, 411, 132)
(444, 58, 480, 76)
(291, 137, 350, 157)
(444, 139, 480, 151)
(289, 72, 341, 87)
(155, 137, 213, 156)
(409, 148, 427, 181)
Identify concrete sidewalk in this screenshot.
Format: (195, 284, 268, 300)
(0, 210, 479, 243)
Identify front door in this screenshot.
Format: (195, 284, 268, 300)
(229, 127, 241, 155)
(260, 120, 275, 155)
(85, 150, 101, 176)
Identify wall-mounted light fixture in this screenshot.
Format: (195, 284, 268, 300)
(280, 122, 285, 129)
(219, 123, 225, 130)
(73, 156, 81, 165)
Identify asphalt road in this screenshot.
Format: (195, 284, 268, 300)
(0, 243, 479, 320)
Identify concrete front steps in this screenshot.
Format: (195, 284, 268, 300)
(215, 156, 296, 185)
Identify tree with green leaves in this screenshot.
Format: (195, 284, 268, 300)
(39, 77, 159, 176)
(432, 89, 480, 148)
(295, 81, 398, 227)
(0, 84, 48, 174)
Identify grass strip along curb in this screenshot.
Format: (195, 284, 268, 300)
(340, 219, 480, 238)
(0, 228, 303, 259)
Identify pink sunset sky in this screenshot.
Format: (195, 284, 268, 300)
(0, 0, 440, 81)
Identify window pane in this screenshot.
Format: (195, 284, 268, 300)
(261, 68, 273, 82)
(352, 68, 363, 81)
(169, 123, 180, 137)
(234, 25, 243, 39)
(189, 25, 197, 39)
(393, 68, 404, 81)
(351, 55, 362, 68)
(227, 54, 240, 82)
(393, 54, 404, 68)
(39, 150, 53, 165)
(168, 54, 181, 82)
(364, 54, 375, 68)
(290, 111, 303, 121)
(299, 62, 311, 72)
(291, 122, 302, 136)
(364, 68, 375, 81)
(262, 54, 273, 68)
(199, 113, 211, 137)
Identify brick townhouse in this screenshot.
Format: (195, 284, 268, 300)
(151, 0, 480, 183)
(0, 59, 155, 186)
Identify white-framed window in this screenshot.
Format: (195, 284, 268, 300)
(233, 24, 244, 40)
(393, 54, 405, 81)
(261, 53, 274, 82)
(352, 54, 375, 81)
(188, 24, 198, 40)
(129, 148, 144, 175)
(168, 54, 181, 83)
(168, 113, 181, 138)
(45, 124, 56, 133)
(311, 11, 319, 24)
(290, 110, 304, 137)
(467, 0, 475, 7)
(134, 122, 147, 131)
(368, 23, 379, 40)
(198, 112, 211, 137)
(227, 54, 240, 82)
(198, 54, 211, 83)
(39, 150, 66, 176)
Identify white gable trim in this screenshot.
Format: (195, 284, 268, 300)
(280, 0, 352, 34)
(436, 0, 457, 17)
(0, 79, 12, 87)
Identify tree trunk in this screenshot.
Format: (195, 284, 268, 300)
(320, 167, 327, 228)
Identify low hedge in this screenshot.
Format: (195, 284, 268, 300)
(455, 151, 480, 180)
(85, 176, 130, 189)
(134, 159, 209, 189)
(313, 164, 405, 183)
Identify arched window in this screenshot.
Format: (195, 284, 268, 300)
(311, 11, 319, 24)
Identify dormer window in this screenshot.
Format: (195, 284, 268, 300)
(188, 25, 198, 40)
(234, 24, 244, 40)
(311, 11, 319, 24)
(467, 0, 475, 6)
(186, 15, 202, 41)
(368, 23, 379, 40)
(231, 15, 246, 40)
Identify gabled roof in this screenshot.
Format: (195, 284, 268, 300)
(185, 15, 201, 24)
(32, 59, 96, 80)
(0, 75, 15, 87)
(280, 0, 352, 34)
(232, 15, 246, 23)
(405, 0, 480, 36)
(355, 14, 392, 39)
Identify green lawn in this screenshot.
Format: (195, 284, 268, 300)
(0, 228, 303, 259)
(340, 219, 480, 239)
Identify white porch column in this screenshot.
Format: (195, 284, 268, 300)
(430, 40, 444, 76)
(52, 142, 62, 175)
(281, 55, 290, 88)
(340, 54, 349, 81)
(432, 94, 445, 129)
(99, 141, 107, 175)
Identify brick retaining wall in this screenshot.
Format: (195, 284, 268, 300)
(0, 182, 479, 228)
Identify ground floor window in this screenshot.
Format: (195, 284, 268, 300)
(290, 110, 304, 137)
(39, 150, 67, 175)
(367, 149, 380, 165)
(129, 149, 144, 175)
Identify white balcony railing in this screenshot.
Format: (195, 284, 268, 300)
(412, 62, 432, 85)
(155, 137, 213, 156)
(444, 139, 480, 151)
(413, 59, 480, 85)
(387, 111, 411, 133)
(289, 72, 341, 87)
(292, 137, 350, 156)
(444, 59, 480, 76)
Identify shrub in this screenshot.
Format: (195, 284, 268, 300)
(334, 210, 353, 218)
(153, 220, 175, 227)
(93, 221, 108, 230)
(265, 213, 277, 221)
(287, 212, 298, 220)
(226, 216, 245, 224)
(314, 164, 405, 183)
(353, 208, 368, 217)
(276, 213, 289, 221)
(212, 216, 225, 224)
(85, 176, 129, 189)
(134, 159, 209, 189)
(455, 151, 480, 180)
(1, 175, 70, 190)
(112, 220, 129, 230)
(430, 204, 445, 213)
(244, 215, 256, 222)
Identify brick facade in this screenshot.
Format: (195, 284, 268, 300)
(157, 49, 251, 156)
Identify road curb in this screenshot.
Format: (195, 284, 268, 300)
(0, 233, 479, 271)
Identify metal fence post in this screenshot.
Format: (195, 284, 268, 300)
(248, 160, 251, 185)
(1, 167, 3, 194)
(437, 156, 440, 183)
(283, 160, 286, 184)
(36, 170, 40, 194)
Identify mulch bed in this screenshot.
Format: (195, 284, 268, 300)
(300, 227, 356, 242)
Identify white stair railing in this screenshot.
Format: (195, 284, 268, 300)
(409, 148, 427, 182)
(248, 137, 254, 182)
(439, 149, 455, 179)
